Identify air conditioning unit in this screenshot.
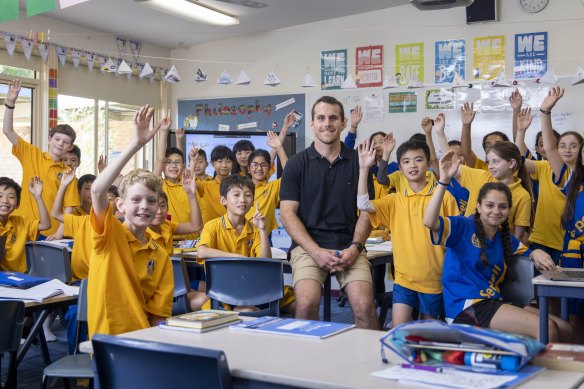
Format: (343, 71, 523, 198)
(410, 0, 474, 10)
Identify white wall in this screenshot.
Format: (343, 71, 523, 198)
(170, 1, 584, 158)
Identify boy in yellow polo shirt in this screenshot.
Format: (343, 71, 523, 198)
(197, 175, 295, 313)
(196, 145, 236, 223)
(2, 79, 80, 240)
(357, 139, 458, 327)
(73, 174, 96, 216)
(0, 176, 51, 272)
(85, 105, 173, 337)
(189, 147, 211, 182)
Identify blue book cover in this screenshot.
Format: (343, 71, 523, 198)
(230, 317, 354, 339)
(0, 272, 49, 288)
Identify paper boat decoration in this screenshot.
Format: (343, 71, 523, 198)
(140, 62, 154, 79)
(235, 70, 251, 85)
(382, 73, 399, 89)
(264, 71, 281, 86)
(535, 68, 558, 86)
(194, 68, 208, 82)
(117, 59, 133, 75)
(301, 72, 317, 87)
(407, 74, 424, 88)
(571, 67, 584, 86)
(164, 65, 181, 83)
(101, 58, 117, 73)
(490, 70, 511, 87)
(217, 70, 232, 84)
(341, 74, 357, 89)
(452, 73, 472, 88)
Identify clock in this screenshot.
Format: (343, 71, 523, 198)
(518, 0, 549, 13)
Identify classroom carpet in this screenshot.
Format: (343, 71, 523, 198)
(2, 297, 367, 389)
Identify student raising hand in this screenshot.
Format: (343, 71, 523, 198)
(60, 167, 77, 188)
(181, 169, 196, 197)
(438, 149, 461, 184)
(517, 107, 534, 132)
(421, 117, 433, 134)
(460, 102, 476, 125)
(381, 131, 396, 161)
(29, 176, 51, 231)
(133, 105, 158, 146)
(357, 138, 377, 169)
(252, 203, 266, 231)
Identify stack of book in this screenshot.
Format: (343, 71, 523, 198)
(160, 310, 241, 333)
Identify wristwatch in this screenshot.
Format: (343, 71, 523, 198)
(350, 241, 365, 253)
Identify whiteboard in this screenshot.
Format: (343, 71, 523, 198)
(305, 77, 582, 161)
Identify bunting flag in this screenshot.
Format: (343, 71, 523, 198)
(537, 68, 558, 86)
(129, 40, 142, 62)
(571, 67, 584, 86)
(164, 65, 180, 83)
(235, 70, 251, 85)
(3, 32, 17, 56)
(451, 73, 471, 89)
(301, 72, 317, 87)
(159, 68, 167, 82)
(490, 70, 511, 87)
(20, 37, 35, 60)
(116, 37, 127, 57)
(407, 73, 424, 88)
(97, 55, 106, 73)
(0, 0, 19, 23)
(217, 69, 232, 84)
(55, 45, 68, 66)
(194, 68, 208, 82)
(38, 42, 50, 62)
(27, 0, 56, 17)
(117, 59, 133, 75)
(59, 0, 90, 9)
(382, 73, 399, 89)
(341, 74, 357, 89)
(264, 71, 280, 86)
(101, 58, 117, 73)
(84, 51, 95, 71)
(70, 48, 82, 68)
(140, 62, 154, 79)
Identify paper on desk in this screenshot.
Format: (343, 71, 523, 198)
(366, 241, 392, 252)
(371, 365, 516, 389)
(271, 247, 288, 260)
(0, 279, 79, 302)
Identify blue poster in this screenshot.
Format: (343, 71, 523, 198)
(321, 49, 347, 90)
(514, 32, 547, 79)
(435, 39, 465, 83)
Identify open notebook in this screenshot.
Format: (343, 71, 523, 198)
(0, 279, 79, 302)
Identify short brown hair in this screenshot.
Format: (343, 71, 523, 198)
(49, 124, 77, 144)
(311, 96, 345, 122)
(118, 169, 162, 198)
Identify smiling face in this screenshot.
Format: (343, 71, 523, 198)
(477, 189, 510, 230)
(191, 154, 209, 178)
(249, 156, 270, 182)
(236, 150, 252, 170)
(150, 198, 168, 227)
(220, 185, 254, 217)
(79, 182, 93, 208)
(0, 185, 18, 223)
(116, 183, 159, 230)
(311, 102, 345, 146)
(398, 149, 429, 183)
(163, 153, 184, 181)
(48, 133, 74, 160)
(62, 152, 79, 168)
(213, 158, 233, 180)
(558, 134, 581, 165)
(486, 150, 515, 180)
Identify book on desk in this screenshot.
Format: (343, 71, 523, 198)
(230, 316, 354, 339)
(0, 279, 79, 302)
(166, 310, 240, 329)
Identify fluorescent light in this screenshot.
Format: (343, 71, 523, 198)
(136, 0, 239, 26)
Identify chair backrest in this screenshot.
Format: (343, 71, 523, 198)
(76, 278, 88, 322)
(0, 300, 24, 353)
(205, 257, 284, 317)
(25, 241, 71, 283)
(92, 334, 233, 389)
(171, 257, 191, 315)
(500, 255, 535, 306)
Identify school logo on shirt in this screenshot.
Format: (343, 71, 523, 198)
(146, 259, 155, 276)
(471, 233, 481, 249)
(247, 239, 253, 248)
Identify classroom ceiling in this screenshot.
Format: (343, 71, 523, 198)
(39, 0, 411, 49)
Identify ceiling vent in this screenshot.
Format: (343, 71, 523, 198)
(410, 0, 474, 10)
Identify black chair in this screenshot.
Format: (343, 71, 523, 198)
(42, 279, 93, 389)
(205, 257, 284, 317)
(171, 257, 192, 316)
(0, 300, 25, 389)
(500, 255, 535, 306)
(25, 241, 71, 283)
(92, 334, 233, 389)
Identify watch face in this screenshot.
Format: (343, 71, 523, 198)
(519, 0, 548, 13)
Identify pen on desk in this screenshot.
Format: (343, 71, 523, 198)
(401, 363, 443, 373)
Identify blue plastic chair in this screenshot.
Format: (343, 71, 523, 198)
(92, 334, 233, 389)
(0, 300, 25, 389)
(205, 257, 284, 317)
(25, 241, 71, 283)
(171, 256, 191, 315)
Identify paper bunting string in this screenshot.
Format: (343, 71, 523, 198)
(217, 70, 232, 84)
(3, 33, 17, 56)
(55, 45, 68, 66)
(536, 68, 558, 86)
(84, 51, 95, 71)
(159, 68, 167, 82)
(194, 68, 208, 82)
(129, 40, 142, 62)
(20, 38, 35, 60)
(235, 70, 251, 85)
(491, 70, 511, 87)
(70, 49, 82, 68)
(407, 74, 424, 88)
(97, 55, 106, 73)
(140, 62, 154, 79)
(341, 74, 357, 89)
(38, 42, 50, 62)
(101, 58, 117, 73)
(117, 59, 133, 75)
(59, 0, 90, 9)
(571, 67, 584, 86)
(264, 71, 280, 86)
(116, 37, 127, 57)
(382, 73, 399, 89)
(301, 72, 317, 87)
(164, 65, 181, 83)
(451, 73, 471, 89)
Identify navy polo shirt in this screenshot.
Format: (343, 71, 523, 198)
(280, 142, 374, 250)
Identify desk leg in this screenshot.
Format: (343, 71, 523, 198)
(17, 309, 49, 366)
(561, 297, 569, 321)
(323, 275, 331, 322)
(539, 295, 549, 344)
(37, 314, 52, 365)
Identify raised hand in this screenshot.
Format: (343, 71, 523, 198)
(176, 127, 185, 142)
(159, 115, 172, 133)
(509, 89, 523, 112)
(6, 79, 21, 105)
(133, 105, 157, 146)
(182, 170, 196, 196)
(350, 105, 363, 128)
(438, 150, 461, 182)
(252, 203, 266, 231)
(517, 107, 534, 132)
(460, 102, 476, 125)
(541, 87, 564, 112)
(421, 117, 433, 134)
(382, 131, 396, 158)
(434, 113, 446, 132)
(266, 130, 282, 149)
(283, 110, 296, 130)
(97, 154, 108, 173)
(29, 176, 43, 198)
(357, 139, 377, 168)
(60, 167, 77, 187)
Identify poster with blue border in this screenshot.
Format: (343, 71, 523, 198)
(514, 32, 547, 79)
(321, 49, 347, 90)
(435, 39, 465, 84)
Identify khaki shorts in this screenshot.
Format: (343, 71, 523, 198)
(290, 246, 372, 289)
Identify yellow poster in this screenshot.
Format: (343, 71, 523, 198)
(473, 35, 505, 80)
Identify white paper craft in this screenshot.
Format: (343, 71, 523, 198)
(217, 70, 232, 84)
(571, 67, 584, 86)
(235, 70, 251, 85)
(382, 73, 399, 89)
(2, 33, 17, 56)
(301, 72, 317, 87)
(536, 68, 558, 86)
(59, 0, 90, 8)
(101, 58, 117, 73)
(38, 42, 50, 63)
(20, 38, 34, 60)
(164, 65, 181, 83)
(452, 73, 471, 88)
(70, 49, 82, 68)
(55, 46, 68, 67)
(84, 52, 95, 71)
(97, 56, 106, 73)
(117, 59, 133, 75)
(140, 62, 154, 79)
(116, 37, 127, 56)
(194, 68, 208, 82)
(491, 70, 511, 87)
(407, 74, 424, 88)
(264, 71, 281, 86)
(341, 74, 357, 89)
(129, 40, 142, 61)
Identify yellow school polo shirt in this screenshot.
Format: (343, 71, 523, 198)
(87, 204, 173, 337)
(73, 206, 89, 216)
(246, 179, 281, 233)
(474, 157, 488, 171)
(460, 166, 532, 231)
(387, 170, 435, 194)
(197, 177, 225, 224)
(529, 161, 566, 250)
(373, 178, 389, 200)
(12, 137, 80, 236)
(0, 215, 39, 272)
(369, 180, 458, 294)
(196, 215, 261, 263)
(63, 214, 92, 282)
(148, 220, 179, 255)
(162, 179, 198, 240)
